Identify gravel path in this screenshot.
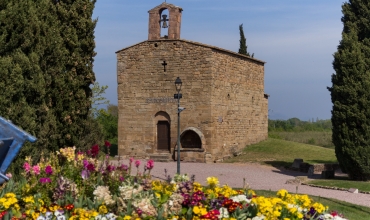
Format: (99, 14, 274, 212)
(139, 161, 370, 207)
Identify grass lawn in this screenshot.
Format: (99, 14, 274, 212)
(269, 131, 334, 148)
(307, 178, 370, 192)
(255, 190, 370, 220)
(224, 138, 337, 168)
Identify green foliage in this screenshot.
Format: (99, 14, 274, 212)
(328, 0, 370, 180)
(90, 82, 109, 117)
(0, 0, 97, 148)
(96, 104, 118, 144)
(238, 24, 254, 57)
(268, 118, 332, 132)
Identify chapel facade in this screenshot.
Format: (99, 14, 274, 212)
(116, 2, 268, 163)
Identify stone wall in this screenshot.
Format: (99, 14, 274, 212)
(116, 39, 268, 162)
(209, 50, 268, 160)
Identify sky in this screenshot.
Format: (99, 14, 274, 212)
(92, 0, 344, 121)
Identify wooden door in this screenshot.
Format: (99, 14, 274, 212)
(157, 121, 170, 151)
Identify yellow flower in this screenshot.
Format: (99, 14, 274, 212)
(123, 215, 132, 220)
(193, 206, 200, 215)
(23, 196, 35, 203)
(193, 182, 203, 192)
(99, 205, 108, 214)
(276, 189, 288, 198)
(206, 176, 219, 186)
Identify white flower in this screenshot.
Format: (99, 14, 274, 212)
(230, 195, 251, 203)
(57, 216, 66, 220)
(94, 186, 115, 205)
(45, 212, 53, 220)
(105, 213, 117, 219)
(252, 215, 265, 220)
(36, 216, 46, 220)
(218, 207, 229, 219)
(169, 200, 174, 206)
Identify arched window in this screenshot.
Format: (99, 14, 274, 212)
(180, 130, 202, 149)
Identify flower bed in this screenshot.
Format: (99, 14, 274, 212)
(0, 143, 347, 220)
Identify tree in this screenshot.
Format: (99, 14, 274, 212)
(328, 0, 370, 180)
(0, 0, 97, 151)
(238, 24, 254, 57)
(90, 82, 109, 117)
(47, 0, 97, 148)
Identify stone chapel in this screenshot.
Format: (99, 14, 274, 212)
(116, 2, 268, 163)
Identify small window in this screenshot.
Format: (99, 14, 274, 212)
(181, 130, 201, 148)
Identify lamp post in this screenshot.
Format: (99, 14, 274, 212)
(174, 77, 183, 174)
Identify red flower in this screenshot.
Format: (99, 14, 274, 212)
(104, 140, 111, 147)
(90, 144, 99, 157)
(65, 204, 74, 211)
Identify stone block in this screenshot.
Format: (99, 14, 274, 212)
(292, 158, 303, 169)
(300, 163, 310, 173)
(348, 188, 358, 193)
(321, 170, 335, 179)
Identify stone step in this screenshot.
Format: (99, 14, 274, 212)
(150, 154, 171, 162)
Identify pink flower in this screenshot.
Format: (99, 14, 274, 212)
(32, 165, 40, 175)
(39, 177, 51, 183)
(135, 160, 141, 168)
(146, 160, 154, 170)
(45, 165, 53, 175)
(23, 162, 31, 173)
(129, 157, 134, 164)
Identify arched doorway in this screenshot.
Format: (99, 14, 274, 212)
(155, 111, 171, 152)
(181, 130, 202, 149)
(157, 121, 170, 151)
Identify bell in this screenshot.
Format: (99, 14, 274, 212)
(161, 14, 168, 28)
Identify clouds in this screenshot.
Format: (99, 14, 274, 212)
(92, 0, 344, 120)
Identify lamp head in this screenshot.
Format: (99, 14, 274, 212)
(175, 77, 182, 92)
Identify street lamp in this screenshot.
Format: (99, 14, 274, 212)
(174, 77, 183, 174)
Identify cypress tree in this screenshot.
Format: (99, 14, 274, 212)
(0, 0, 97, 152)
(238, 24, 254, 57)
(48, 0, 97, 148)
(329, 0, 370, 180)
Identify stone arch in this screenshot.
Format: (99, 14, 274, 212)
(154, 111, 171, 152)
(180, 127, 206, 149)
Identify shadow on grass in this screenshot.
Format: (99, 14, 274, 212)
(308, 159, 338, 164)
(264, 161, 292, 169)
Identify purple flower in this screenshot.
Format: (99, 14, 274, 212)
(119, 176, 125, 182)
(81, 170, 90, 179)
(106, 165, 116, 172)
(45, 165, 53, 175)
(83, 159, 89, 168)
(119, 164, 128, 171)
(87, 163, 95, 171)
(39, 177, 51, 183)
